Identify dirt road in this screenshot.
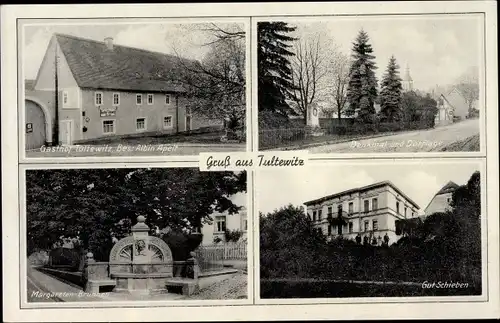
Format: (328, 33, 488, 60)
(308, 119, 480, 153)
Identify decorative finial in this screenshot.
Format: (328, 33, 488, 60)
(131, 215, 150, 234)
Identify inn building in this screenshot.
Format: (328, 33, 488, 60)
(25, 33, 224, 149)
(304, 181, 420, 245)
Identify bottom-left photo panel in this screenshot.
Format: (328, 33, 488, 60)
(20, 166, 249, 305)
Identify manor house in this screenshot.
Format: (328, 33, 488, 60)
(304, 181, 420, 245)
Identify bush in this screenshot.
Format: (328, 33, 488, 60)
(259, 128, 306, 149)
(162, 230, 203, 261)
(225, 229, 244, 242)
(48, 247, 81, 271)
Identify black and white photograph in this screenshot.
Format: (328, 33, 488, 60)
(2, 1, 498, 322)
(24, 167, 248, 302)
(257, 15, 484, 153)
(258, 161, 483, 298)
(22, 20, 248, 158)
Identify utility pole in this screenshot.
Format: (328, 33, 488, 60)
(53, 42, 59, 146)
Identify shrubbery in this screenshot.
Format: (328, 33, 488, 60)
(48, 247, 81, 271)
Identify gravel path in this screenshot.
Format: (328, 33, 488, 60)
(186, 273, 248, 300)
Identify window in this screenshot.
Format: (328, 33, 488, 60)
(364, 200, 369, 212)
(404, 207, 407, 217)
(337, 204, 343, 216)
(147, 94, 154, 105)
(136, 94, 142, 105)
(102, 120, 115, 134)
(113, 93, 120, 106)
(63, 91, 68, 105)
(136, 118, 146, 131)
(318, 210, 322, 221)
(364, 221, 369, 232)
(348, 222, 353, 233)
(165, 94, 171, 105)
(396, 201, 400, 214)
(215, 216, 226, 232)
(95, 92, 103, 106)
(328, 225, 332, 236)
(348, 202, 354, 214)
(372, 220, 378, 231)
(163, 116, 173, 129)
(447, 197, 452, 203)
(312, 211, 317, 222)
(243, 219, 247, 231)
(372, 198, 378, 210)
(412, 212, 415, 217)
(327, 206, 332, 216)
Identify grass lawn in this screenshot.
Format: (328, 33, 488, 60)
(260, 279, 481, 298)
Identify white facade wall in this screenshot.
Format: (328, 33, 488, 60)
(306, 184, 419, 245)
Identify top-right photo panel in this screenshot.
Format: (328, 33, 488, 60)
(257, 14, 485, 154)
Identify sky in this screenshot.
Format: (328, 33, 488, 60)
(23, 21, 244, 80)
(257, 162, 481, 215)
(289, 14, 483, 92)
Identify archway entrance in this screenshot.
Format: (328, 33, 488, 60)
(25, 100, 47, 150)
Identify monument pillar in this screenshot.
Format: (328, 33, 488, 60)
(307, 103, 320, 128)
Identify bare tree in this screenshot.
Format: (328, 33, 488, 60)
(198, 23, 245, 44)
(290, 33, 329, 124)
(325, 52, 350, 121)
(455, 67, 480, 115)
(171, 24, 246, 128)
(456, 82, 479, 114)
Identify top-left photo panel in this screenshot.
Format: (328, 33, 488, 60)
(18, 18, 250, 162)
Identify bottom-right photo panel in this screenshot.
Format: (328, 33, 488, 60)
(257, 160, 485, 300)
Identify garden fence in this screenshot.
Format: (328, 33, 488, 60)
(194, 242, 247, 273)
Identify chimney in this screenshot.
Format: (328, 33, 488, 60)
(104, 37, 114, 50)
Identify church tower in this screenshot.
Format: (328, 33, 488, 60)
(402, 64, 414, 92)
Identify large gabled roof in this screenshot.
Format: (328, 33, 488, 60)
(435, 181, 459, 195)
(303, 181, 420, 209)
(423, 181, 459, 213)
(51, 33, 197, 93)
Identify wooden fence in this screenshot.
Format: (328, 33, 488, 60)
(194, 243, 247, 273)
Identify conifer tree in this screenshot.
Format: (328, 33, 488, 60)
(379, 56, 403, 122)
(346, 29, 378, 122)
(258, 22, 297, 116)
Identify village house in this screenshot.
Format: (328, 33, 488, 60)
(423, 181, 459, 216)
(201, 207, 247, 246)
(434, 87, 476, 127)
(25, 33, 224, 149)
(303, 181, 420, 245)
